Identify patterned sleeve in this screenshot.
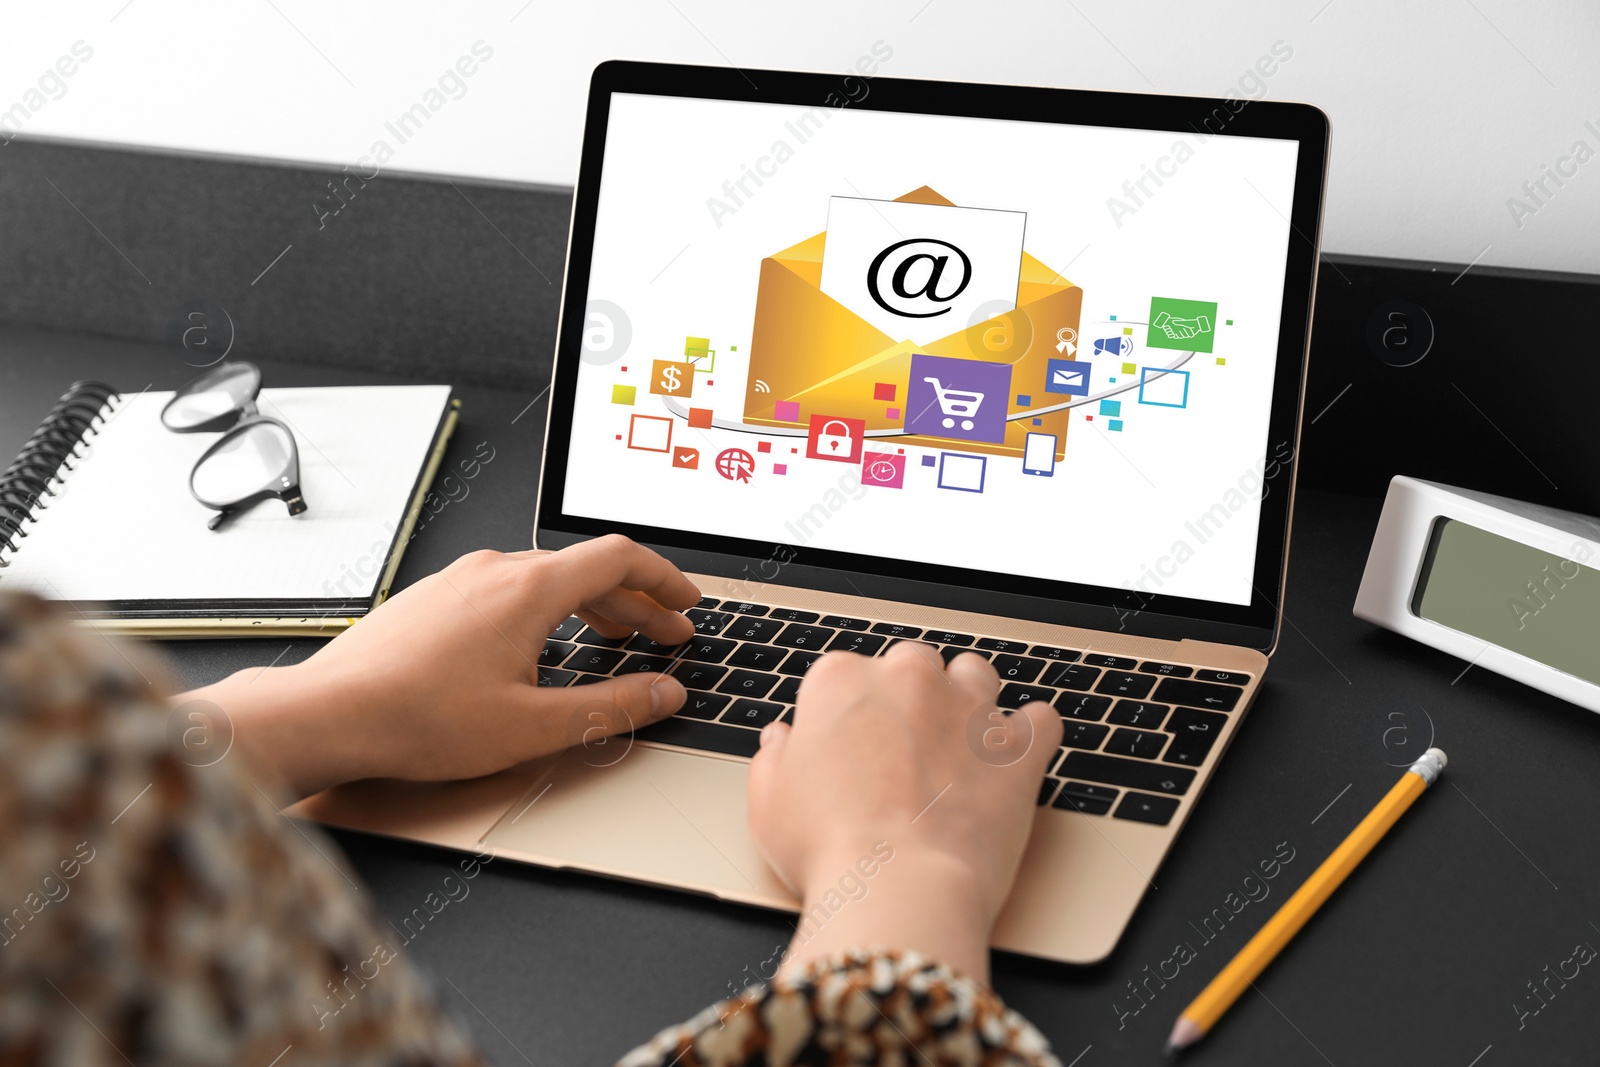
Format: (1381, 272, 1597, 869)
(0, 593, 484, 1067)
(618, 948, 1061, 1067)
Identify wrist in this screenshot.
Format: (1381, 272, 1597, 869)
(786, 844, 993, 985)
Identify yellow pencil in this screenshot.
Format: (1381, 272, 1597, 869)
(1166, 748, 1447, 1053)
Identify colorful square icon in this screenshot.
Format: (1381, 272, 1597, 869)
(650, 359, 694, 397)
(874, 382, 897, 401)
(1148, 297, 1219, 353)
(1138, 367, 1191, 408)
(1121, 362, 1137, 375)
(1109, 420, 1123, 431)
(886, 407, 900, 420)
(905, 354, 1011, 444)
(773, 463, 787, 475)
(937, 452, 987, 493)
(921, 454, 937, 467)
(627, 414, 673, 453)
(1045, 358, 1092, 396)
(611, 384, 636, 406)
(672, 446, 700, 469)
(687, 406, 713, 428)
(1099, 399, 1122, 417)
(757, 440, 771, 453)
(773, 400, 800, 422)
(806, 414, 865, 463)
(860, 451, 906, 489)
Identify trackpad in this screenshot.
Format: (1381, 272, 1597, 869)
(482, 745, 795, 905)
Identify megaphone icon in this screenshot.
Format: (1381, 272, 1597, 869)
(1093, 336, 1135, 358)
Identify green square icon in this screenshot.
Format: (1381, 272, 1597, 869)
(611, 384, 636, 405)
(1148, 297, 1219, 354)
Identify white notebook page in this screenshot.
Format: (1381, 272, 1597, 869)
(1, 385, 451, 604)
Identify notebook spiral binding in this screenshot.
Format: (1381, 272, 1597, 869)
(0, 381, 121, 567)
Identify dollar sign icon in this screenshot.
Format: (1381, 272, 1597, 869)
(650, 359, 694, 398)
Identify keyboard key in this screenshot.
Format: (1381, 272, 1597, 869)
(771, 676, 802, 705)
(1053, 782, 1119, 815)
(625, 633, 685, 655)
(1114, 792, 1181, 826)
(1056, 693, 1112, 721)
(1038, 779, 1060, 806)
(1195, 669, 1252, 686)
(1108, 700, 1169, 729)
(1162, 708, 1227, 766)
(926, 630, 975, 646)
(870, 622, 922, 638)
(774, 623, 836, 649)
(537, 667, 576, 688)
(828, 631, 887, 656)
(1139, 661, 1193, 678)
(635, 717, 760, 757)
(940, 646, 992, 663)
(721, 600, 769, 615)
(1058, 752, 1195, 795)
(616, 653, 675, 675)
(1060, 721, 1109, 750)
(679, 691, 730, 719)
(687, 609, 735, 636)
(550, 617, 584, 641)
(566, 646, 626, 674)
(727, 617, 784, 644)
(1031, 644, 1081, 662)
(820, 615, 870, 631)
(769, 607, 820, 623)
(721, 698, 785, 728)
(539, 640, 576, 668)
(1105, 728, 1169, 760)
(992, 654, 1046, 683)
(779, 649, 822, 676)
(717, 670, 780, 699)
(998, 683, 1056, 708)
(1094, 671, 1157, 699)
(570, 674, 607, 686)
(1083, 653, 1137, 670)
(695, 596, 720, 609)
(728, 644, 789, 671)
(1154, 678, 1242, 712)
(671, 662, 728, 691)
(1041, 662, 1100, 691)
(976, 637, 1030, 654)
(575, 627, 630, 648)
(681, 636, 737, 663)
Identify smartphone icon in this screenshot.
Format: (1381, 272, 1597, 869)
(1022, 432, 1056, 477)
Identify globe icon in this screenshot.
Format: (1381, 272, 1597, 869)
(715, 448, 755, 482)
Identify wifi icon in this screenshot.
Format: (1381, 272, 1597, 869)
(754, 380, 771, 393)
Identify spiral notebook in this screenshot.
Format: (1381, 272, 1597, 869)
(0, 381, 458, 637)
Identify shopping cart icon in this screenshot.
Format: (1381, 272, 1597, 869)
(922, 377, 984, 431)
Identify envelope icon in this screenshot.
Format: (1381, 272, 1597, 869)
(742, 186, 1081, 460)
(1054, 368, 1084, 389)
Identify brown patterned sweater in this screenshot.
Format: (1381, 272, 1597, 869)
(0, 593, 1057, 1066)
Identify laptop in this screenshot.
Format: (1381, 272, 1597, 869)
(296, 61, 1329, 965)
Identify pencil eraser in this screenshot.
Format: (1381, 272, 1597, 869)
(1424, 747, 1447, 768)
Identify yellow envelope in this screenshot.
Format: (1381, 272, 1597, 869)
(742, 186, 1082, 459)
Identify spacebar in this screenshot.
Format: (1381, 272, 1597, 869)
(634, 717, 762, 758)
(1058, 752, 1196, 795)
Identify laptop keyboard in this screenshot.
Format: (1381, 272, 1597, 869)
(538, 596, 1252, 827)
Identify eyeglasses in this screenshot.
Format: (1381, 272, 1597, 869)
(160, 362, 308, 531)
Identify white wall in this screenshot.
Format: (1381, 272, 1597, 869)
(4, 0, 1598, 274)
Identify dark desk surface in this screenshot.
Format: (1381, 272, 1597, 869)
(4, 326, 1598, 1067)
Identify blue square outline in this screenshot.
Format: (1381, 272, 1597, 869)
(1137, 366, 1191, 408)
(936, 452, 987, 493)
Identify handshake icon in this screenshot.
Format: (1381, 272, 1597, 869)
(1146, 297, 1220, 354)
(1152, 310, 1211, 340)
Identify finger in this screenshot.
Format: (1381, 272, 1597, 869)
(527, 670, 685, 738)
(542, 535, 701, 616)
(880, 638, 946, 676)
(944, 649, 1000, 700)
(574, 609, 634, 639)
(746, 719, 792, 839)
(1014, 697, 1065, 776)
(574, 588, 696, 644)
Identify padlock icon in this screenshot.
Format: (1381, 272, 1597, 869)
(817, 419, 855, 454)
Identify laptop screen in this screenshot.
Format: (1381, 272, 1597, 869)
(544, 67, 1326, 641)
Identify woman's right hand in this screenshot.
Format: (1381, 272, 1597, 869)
(746, 641, 1062, 983)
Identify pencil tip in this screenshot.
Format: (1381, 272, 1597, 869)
(1166, 1017, 1202, 1052)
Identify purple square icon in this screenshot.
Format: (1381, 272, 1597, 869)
(773, 400, 800, 422)
(921, 454, 936, 467)
(905, 354, 1011, 444)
